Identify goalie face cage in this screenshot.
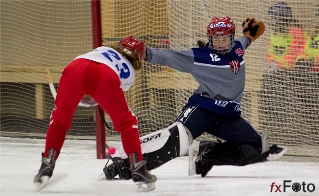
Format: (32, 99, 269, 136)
(1, 0, 318, 160)
(207, 16, 235, 54)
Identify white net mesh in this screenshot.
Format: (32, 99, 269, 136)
(1, 0, 95, 139)
(1, 0, 318, 158)
(100, 0, 319, 157)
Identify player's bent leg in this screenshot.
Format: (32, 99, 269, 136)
(195, 141, 268, 177)
(194, 131, 287, 177)
(102, 122, 193, 180)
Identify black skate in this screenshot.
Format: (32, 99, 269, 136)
(129, 153, 157, 192)
(33, 148, 59, 191)
(195, 141, 215, 177)
(102, 157, 131, 180)
(266, 144, 287, 161)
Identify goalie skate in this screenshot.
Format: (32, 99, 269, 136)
(188, 140, 199, 176)
(267, 145, 287, 161)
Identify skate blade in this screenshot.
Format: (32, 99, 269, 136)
(188, 140, 199, 176)
(136, 182, 156, 192)
(188, 154, 197, 176)
(98, 172, 106, 180)
(34, 176, 50, 191)
(267, 146, 287, 161)
(98, 172, 121, 181)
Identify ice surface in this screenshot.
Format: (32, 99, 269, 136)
(1, 137, 318, 196)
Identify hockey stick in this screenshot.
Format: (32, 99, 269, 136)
(45, 69, 94, 107)
(97, 106, 131, 181)
(97, 105, 114, 132)
(97, 104, 121, 149)
(45, 69, 57, 99)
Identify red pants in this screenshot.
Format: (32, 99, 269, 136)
(45, 58, 143, 161)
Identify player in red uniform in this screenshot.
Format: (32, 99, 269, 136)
(33, 36, 156, 192)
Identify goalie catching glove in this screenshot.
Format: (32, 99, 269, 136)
(242, 18, 265, 42)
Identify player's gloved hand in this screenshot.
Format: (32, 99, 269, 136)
(242, 18, 265, 42)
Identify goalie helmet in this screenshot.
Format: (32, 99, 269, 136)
(119, 36, 146, 60)
(207, 16, 236, 55)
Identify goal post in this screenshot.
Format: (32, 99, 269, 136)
(91, 0, 106, 159)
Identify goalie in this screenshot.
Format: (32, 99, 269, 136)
(102, 16, 287, 180)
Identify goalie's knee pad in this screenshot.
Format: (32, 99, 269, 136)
(195, 141, 268, 177)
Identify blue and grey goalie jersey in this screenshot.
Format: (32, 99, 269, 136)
(146, 36, 251, 115)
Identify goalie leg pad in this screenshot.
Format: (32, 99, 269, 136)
(113, 122, 192, 160)
(103, 122, 192, 180)
(143, 122, 192, 170)
(195, 141, 268, 177)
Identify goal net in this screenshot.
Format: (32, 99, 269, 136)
(0, 0, 95, 139)
(100, 0, 319, 158)
(1, 0, 318, 158)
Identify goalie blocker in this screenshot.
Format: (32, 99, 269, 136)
(102, 122, 193, 180)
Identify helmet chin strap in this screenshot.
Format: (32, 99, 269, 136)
(213, 42, 235, 55)
(122, 48, 133, 55)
